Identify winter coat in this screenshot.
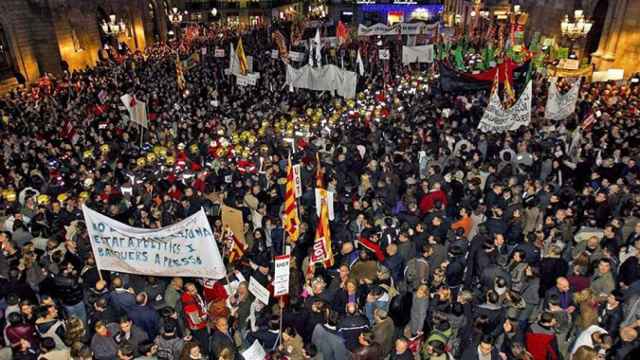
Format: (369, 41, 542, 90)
(409, 294, 429, 336)
(312, 324, 351, 360)
(337, 313, 370, 351)
(91, 333, 119, 360)
(154, 334, 184, 360)
(128, 304, 161, 340)
(352, 342, 382, 360)
(373, 317, 395, 357)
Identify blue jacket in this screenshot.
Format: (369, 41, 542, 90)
(128, 304, 160, 339)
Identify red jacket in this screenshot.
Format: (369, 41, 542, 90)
(419, 190, 448, 215)
(180, 292, 207, 331)
(526, 330, 559, 360)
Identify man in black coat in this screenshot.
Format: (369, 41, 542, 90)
(209, 317, 238, 360)
(337, 302, 370, 351)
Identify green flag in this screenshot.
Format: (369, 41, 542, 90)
(454, 45, 465, 70)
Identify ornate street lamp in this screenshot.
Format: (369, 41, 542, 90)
(560, 9, 593, 58)
(168, 7, 184, 25)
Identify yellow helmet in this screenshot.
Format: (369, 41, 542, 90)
(79, 191, 90, 201)
(165, 156, 175, 165)
(100, 144, 110, 153)
(190, 144, 199, 154)
(83, 150, 93, 159)
(215, 147, 225, 157)
(158, 146, 168, 157)
(4, 190, 16, 202)
(57, 193, 69, 203)
(36, 194, 50, 205)
(146, 153, 157, 163)
(136, 157, 146, 167)
(153, 145, 162, 156)
(231, 133, 240, 144)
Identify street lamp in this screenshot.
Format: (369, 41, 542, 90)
(211, 8, 217, 17)
(168, 7, 184, 25)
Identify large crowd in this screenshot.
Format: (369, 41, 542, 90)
(0, 21, 640, 360)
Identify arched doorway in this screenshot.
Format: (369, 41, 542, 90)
(585, 0, 608, 57)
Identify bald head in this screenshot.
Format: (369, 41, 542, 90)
(556, 277, 570, 292)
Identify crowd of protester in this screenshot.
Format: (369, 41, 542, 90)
(0, 21, 640, 360)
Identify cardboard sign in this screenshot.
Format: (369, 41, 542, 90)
(273, 255, 290, 297)
(221, 205, 245, 243)
(249, 276, 270, 305)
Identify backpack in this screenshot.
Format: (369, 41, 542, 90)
(156, 337, 182, 360)
(404, 258, 418, 286)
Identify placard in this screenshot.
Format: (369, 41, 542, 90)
(273, 255, 290, 297)
(292, 164, 302, 198)
(379, 49, 390, 60)
(288, 51, 305, 62)
(249, 276, 270, 305)
(214, 48, 225, 57)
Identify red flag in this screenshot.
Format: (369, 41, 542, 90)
(337, 21, 349, 45)
(130, 95, 137, 108)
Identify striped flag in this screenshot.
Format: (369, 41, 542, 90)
(311, 195, 333, 268)
(284, 157, 300, 242)
(236, 38, 249, 75)
(225, 226, 247, 264)
(581, 113, 596, 131)
(315, 153, 324, 189)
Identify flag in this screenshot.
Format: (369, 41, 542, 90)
(503, 64, 515, 107)
(311, 195, 333, 268)
(581, 113, 596, 131)
(314, 28, 322, 67)
(129, 95, 137, 108)
(453, 45, 465, 70)
(356, 49, 365, 76)
(176, 54, 186, 90)
(336, 21, 349, 45)
(284, 158, 300, 242)
(224, 226, 247, 264)
(315, 153, 324, 189)
(236, 38, 248, 75)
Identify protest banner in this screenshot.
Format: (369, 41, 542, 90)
(214, 48, 225, 57)
(120, 94, 148, 128)
(273, 255, 291, 297)
(236, 73, 260, 86)
(607, 68, 625, 81)
(478, 81, 532, 133)
(249, 276, 270, 304)
(82, 205, 226, 279)
(288, 51, 305, 62)
(221, 205, 245, 243)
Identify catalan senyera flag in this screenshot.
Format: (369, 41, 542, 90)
(311, 195, 333, 268)
(315, 153, 324, 189)
(236, 38, 248, 75)
(225, 226, 247, 264)
(284, 158, 300, 242)
(503, 64, 515, 107)
(176, 54, 186, 90)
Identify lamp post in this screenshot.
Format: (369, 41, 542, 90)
(560, 9, 593, 59)
(168, 7, 184, 25)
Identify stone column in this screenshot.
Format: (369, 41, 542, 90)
(591, 0, 615, 58)
(602, 0, 630, 61)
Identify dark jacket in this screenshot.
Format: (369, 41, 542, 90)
(108, 288, 137, 316)
(460, 346, 501, 360)
(209, 329, 237, 359)
(128, 304, 161, 340)
(337, 313, 370, 351)
(312, 324, 351, 360)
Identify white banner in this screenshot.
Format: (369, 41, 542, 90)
(402, 45, 434, 65)
(249, 276, 270, 304)
(120, 94, 148, 128)
(379, 49, 390, 60)
(214, 48, 225, 57)
(242, 341, 266, 360)
(285, 64, 357, 99)
(273, 255, 290, 297)
(288, 51, 305, 62)
(358, 22, 438, 36)
(545, 78, 581, 120)
(236, 73, 261, 86)
(478, 81, 532, 133)
(82, 206, 226, 278)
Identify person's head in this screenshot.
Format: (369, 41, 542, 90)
(539, 311, 557, 328)
(572, 346, 598, 360)
(346, 302, 358, 315)
(395, 337, 409, 354)
(338, 264, 350, 279)
(620, 326, 638, 342)
(181, 342, 203, 360)
(136, 292, 148, 306)
(478, 335, 494, 356)
(282, 327, 297, 342)
(111, 276, 124, 289)
(345, 279, 358, 294)
(426, 340, 446, 356)
(556, 277, 570, 292)
(608, 290, 623, 308)
(217, 347, 233, 360)
(119, 315, 132, 333)
(185, 282, 198, 297)
(94, 321, 108, 337)
(40, 337, 56, 353)
(597, 258, 612, 274)
(171, 277, 184, 289)
(215, 317, 229, 333)
(138, 340, 157, 357)
(358, 331, 374, 346)
(374, 308, 388, 323)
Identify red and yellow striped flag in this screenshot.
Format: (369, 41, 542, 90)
(225, 226, 246, 264)
(236, 38, 248, 75)
(311, 196, 333, 268)
(315, 153, 324, 189)
(284, 158, 300, 242)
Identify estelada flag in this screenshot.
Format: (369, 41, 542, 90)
(337, 21, 349, 45)
(236, 38, 249, 75)
(283, 157, 300, 242)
